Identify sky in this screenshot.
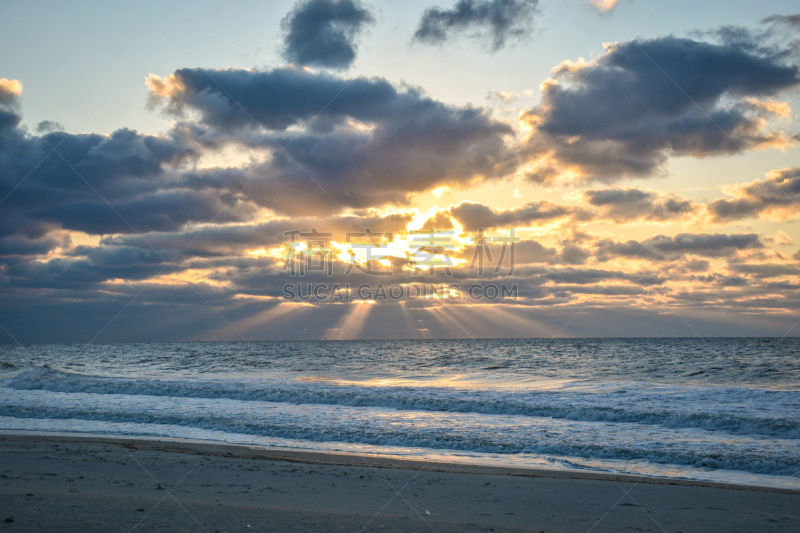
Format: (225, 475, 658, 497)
(1, 0, 799, 343)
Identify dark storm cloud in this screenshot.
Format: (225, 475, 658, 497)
(412, 0, 538, 51)
(707, 167, 800, 222)
(281, 0, 374, 69)
(148, 67, 514, 215)
(521, 34, 800, 181)
(449, 201, 569, 231)
(582, 187, 697, 222)
(595, 233, 763, 262)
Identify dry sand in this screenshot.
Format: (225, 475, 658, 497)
(0, 433, 797, 532)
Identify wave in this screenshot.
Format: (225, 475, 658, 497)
(1, 402, 798, 478)
(5, 367, 800, 439)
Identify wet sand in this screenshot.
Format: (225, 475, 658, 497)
(0, 433, 797, 532)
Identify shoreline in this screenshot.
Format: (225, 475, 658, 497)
(2, 431, 798, 495)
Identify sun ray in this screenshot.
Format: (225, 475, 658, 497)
(322, 301, 374, 340)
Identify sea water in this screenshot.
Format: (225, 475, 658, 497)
(1, 338, 798, 489)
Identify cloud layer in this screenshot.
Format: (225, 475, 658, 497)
(2, 15, 800, 342)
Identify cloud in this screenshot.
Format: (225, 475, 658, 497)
(511, 240, 558, 264)
(5, 245, 171, 289)
(581, 187, 698, 222)
(0, 123, 214, 240)
(452, 238, 589, 267)
(147, 67, 514, 215)
(6, 19, 800, 342)
(146, 67, 396, 131)
(0, 78, 23, 132)
(521, 34, 799, 182)
(35, 120, 65, 133)
(0, 234, 67, 265)
(449, 200, 569, 231)
(589, 0, 624, 13)
(595, 233, 763, 262)
(682, 259, 710, 272)
(446, 188, 697, 231)
(762, 14, 800, 28)
(412, 0, 538, 52)
(486, 90, 520, 103)
(0, 78, 23, 103)
(43, 189, 254, 235)
(767, 230, 794, 246)
(101, 212, 414, 259)
(559, 244, 591, 265)
(281, 0, 374, 69)
(543, 267, 664, 286)
(418, 211, 456, 231)
(728, 262, 800, 278)
(707, 167, 800, 222)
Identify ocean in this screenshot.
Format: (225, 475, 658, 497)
(1, 338, 798, 489)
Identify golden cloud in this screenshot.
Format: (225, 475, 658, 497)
(0, 78, 23, 97)
(590, 0, 623, 13)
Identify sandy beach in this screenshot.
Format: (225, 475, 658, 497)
(0, 434, 796, 532)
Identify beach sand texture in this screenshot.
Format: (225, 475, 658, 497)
(0, 434, 797, 532)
